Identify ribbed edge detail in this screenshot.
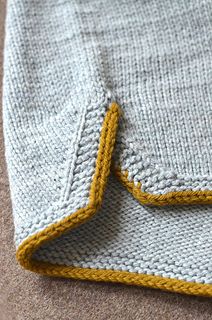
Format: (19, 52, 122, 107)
(114, 167, 212, 206)
(15, 102, 212, 297)
(16, 102, 120, 267)
(18, 261, 212, 297)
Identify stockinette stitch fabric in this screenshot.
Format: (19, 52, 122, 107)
(3, 0, 212, 297)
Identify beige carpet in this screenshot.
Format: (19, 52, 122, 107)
(0, 1, 212, 319)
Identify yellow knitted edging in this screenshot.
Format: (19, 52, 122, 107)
(16, 102, 120, 269)
(15, 102, 212, 297)
(16, 260, 212, 297)
(114, 167, 212, 206)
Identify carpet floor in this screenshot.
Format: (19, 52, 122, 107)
(0, 1, 212, 319)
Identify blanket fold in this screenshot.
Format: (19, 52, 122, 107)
(3, 0, 212, 297)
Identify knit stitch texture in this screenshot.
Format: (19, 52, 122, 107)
(3, 0, 212, 296)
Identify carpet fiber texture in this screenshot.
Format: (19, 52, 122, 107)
(3, 0, 212, 298)
(1, 1, 212, 319)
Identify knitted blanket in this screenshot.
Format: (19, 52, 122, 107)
(3, 0, 212, 297)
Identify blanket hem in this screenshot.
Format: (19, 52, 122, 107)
(114, 167, 212, 206)
(15, 102, 212, 297)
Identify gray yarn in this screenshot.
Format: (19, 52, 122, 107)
(34, 176, 212, 284)
(3, 0, 212, 286)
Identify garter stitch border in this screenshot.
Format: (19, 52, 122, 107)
(114, 168, 212, 206)
(16, 103, 212, 297)
(16, 103, 120, 270)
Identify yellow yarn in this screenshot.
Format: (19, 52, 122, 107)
(19, 261, 212, 297)
(114, 167, 212, 206)
(16, 102, 212, 297)
(16, 103, 120, 270)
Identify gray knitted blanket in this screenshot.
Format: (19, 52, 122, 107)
(3, 0, 212, 297)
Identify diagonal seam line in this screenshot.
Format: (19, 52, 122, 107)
(15, 102, 212, 297)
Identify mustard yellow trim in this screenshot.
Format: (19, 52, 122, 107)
(16, 102, 121, 269)
(18, 260, 212, 297)
(114, 167, 212, 206)
(16, 102, 212, 297)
